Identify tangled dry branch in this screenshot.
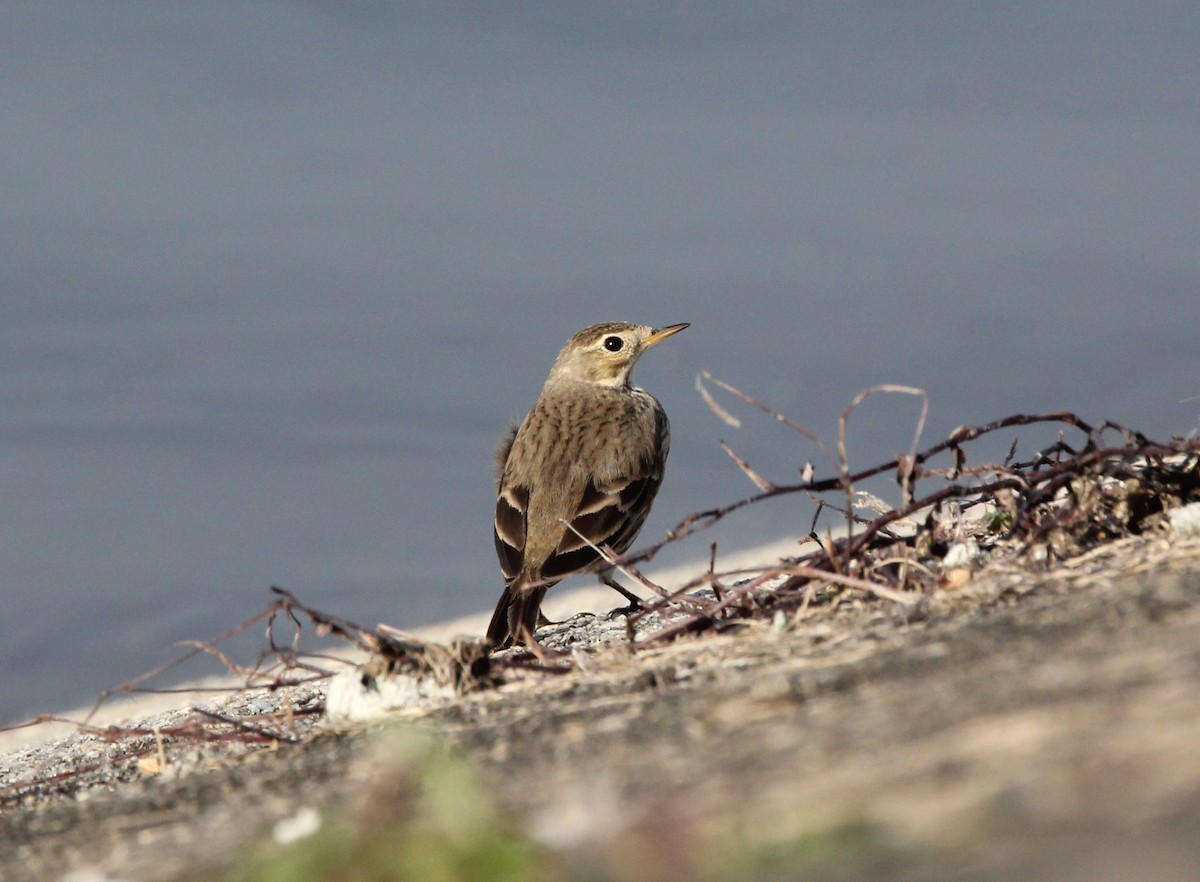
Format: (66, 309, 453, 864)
(612, 376, 1200, 643)
(4, 378, 1198, 802)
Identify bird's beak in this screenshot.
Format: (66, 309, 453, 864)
(644, 323, 690, 347)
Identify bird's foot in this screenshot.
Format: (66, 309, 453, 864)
(605, 598, 643, 620)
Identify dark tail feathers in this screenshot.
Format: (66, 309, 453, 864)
(486, 584, 548, 648)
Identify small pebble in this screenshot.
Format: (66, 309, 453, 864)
(273, 806, 321, 845)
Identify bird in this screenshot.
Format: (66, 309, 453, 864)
(487, 321, 689, 649)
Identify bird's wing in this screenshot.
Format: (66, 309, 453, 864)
(541, 469, 662, 580)
(546, 404, 669, 575)
(493, 482, 528, 583)
(495, 403, 670, 585)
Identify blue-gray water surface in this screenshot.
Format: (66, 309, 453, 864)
(3, 4, 1198, 722)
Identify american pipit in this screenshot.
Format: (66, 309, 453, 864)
(487, 321, 689, 649)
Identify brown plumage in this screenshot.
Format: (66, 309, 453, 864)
(487, 321, 688, 649)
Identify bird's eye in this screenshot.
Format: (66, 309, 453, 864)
(603, 336, 624, 352)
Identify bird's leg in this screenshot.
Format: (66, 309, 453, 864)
(599, 573, 644, 619)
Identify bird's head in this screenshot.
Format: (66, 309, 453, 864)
(546, 322, 689, 388)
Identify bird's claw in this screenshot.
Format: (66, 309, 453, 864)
(606, 599, 643, 620)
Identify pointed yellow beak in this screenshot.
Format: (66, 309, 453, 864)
(644, 323, 690, 347)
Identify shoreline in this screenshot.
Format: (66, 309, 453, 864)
(0, 537, 802, 754)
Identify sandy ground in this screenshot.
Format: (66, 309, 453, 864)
(4, 534, 1200, 881)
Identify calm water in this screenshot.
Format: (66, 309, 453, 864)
(3, 3, 1198, 721)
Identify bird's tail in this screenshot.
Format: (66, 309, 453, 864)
(486, 583, 548, 648)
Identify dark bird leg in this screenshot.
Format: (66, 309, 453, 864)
(599, 573, 644, 619)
